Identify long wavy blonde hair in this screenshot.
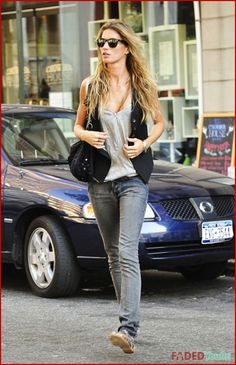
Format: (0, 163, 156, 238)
(87, 20, 159, 122)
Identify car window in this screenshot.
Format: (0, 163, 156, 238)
(2, 112, 75, 164)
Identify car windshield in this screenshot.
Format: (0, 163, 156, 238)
(2, 111, 76, 165)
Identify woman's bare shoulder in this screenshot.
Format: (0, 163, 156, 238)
(81, 76, 93, 91)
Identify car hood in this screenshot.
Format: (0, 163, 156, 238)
(149, 160, 234, 200)
(24, 163, 82, 183)
(24, 160, 234, 200)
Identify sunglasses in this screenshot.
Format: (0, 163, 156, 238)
(97, 38, 126, 48)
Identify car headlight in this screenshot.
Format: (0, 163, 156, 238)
(82, 202, 156, 220)
(144, 203, 156, 219)
(82, 202, 96, 219)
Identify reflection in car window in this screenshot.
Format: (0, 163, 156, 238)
(2, 112, 75, 164)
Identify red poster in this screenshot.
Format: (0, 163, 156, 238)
(197, 114, 235, 176)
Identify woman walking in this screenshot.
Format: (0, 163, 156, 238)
(74, 20, 165, 354)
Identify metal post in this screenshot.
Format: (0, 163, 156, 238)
(104, 1, 109, 20)
(163, 1, 169, 25)
(16, 1, 25, 103)
(193, 1, 203, 116)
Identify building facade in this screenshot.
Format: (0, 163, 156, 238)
(1, 1, 235, 171)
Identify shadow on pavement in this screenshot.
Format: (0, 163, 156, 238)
(1, 263, 233, 300)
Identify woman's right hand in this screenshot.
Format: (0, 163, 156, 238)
(81, 130, 109, 149)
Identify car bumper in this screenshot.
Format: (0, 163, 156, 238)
(139, 238, 234, 270)
(139, 220, 234, 270)
(62, 217, 234, 271)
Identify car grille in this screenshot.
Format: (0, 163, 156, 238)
(211, 196, 234, 216)
(159, 196, 234, 220)
(159, 199, 198, 220)
(146, 241, 233, 259)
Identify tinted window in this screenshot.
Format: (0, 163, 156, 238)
(2, 112, 75, 164)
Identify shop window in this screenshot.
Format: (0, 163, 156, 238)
(2, 3, 61, 105)
(168, 2, 195, 39)
(2, 1, 199, 164)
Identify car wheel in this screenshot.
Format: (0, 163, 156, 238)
(180, 261, 228, 281)
(24, 215, 80, 298)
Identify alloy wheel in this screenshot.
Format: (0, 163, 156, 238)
(28, 227, 56, 288)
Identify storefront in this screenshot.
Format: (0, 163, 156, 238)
(1, 1, 235, 171)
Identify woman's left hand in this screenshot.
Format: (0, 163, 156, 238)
(123, 138, 145, 159)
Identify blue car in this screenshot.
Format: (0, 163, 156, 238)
(2, 104, 234, 297)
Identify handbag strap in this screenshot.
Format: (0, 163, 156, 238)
(84, 83, 93, 130)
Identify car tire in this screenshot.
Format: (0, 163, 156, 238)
(180, 261, 228, 281)
(24, 215, 80, 298)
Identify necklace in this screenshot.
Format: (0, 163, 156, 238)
(116, 82, 131, 112)
(110, 76, 130, 88)
(106, 76, 131, 113)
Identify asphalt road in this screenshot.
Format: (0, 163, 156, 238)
(1, 265, 234, 364)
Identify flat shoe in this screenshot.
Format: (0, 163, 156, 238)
(109, 331, 135, 354)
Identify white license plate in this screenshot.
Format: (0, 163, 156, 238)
(202, 220, 234, 244)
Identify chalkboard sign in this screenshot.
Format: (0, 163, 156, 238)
(196, 113, 235, 176)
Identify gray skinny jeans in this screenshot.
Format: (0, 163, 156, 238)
(88, 176, 148, 337)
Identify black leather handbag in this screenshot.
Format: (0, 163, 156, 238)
(68, 139, 94, 182)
